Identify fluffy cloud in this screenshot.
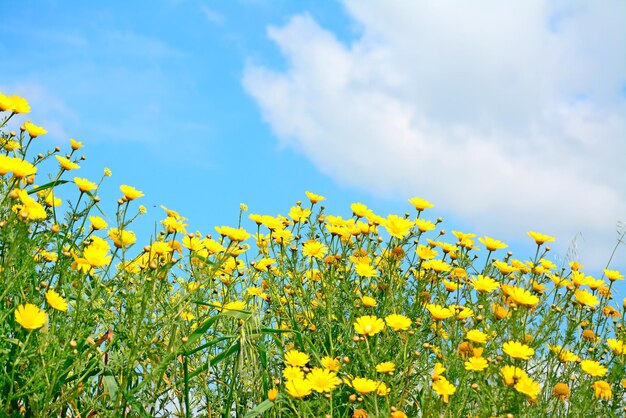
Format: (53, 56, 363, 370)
(243, 0, 626, 268)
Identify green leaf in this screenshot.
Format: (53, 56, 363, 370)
(27, 180, 68, 195)
(244, 400, 274, 418)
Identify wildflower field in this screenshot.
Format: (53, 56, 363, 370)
(0, 93, 625, 417)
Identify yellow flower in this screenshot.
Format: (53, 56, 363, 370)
(360, 296, 377, 308)
(514, 376, 541, 401)
(288, 205, 311, 223)
(108, 228, 136, 248)
(574, 289, 599, 307)
(284, 378, 312, 399)
(426, 304, 454, 321)
(466, 329, 489, 344)
(45, 289, 68, 312)
(506, 286, 539, 307)
(604, 269, 623, 282)
(471, 275, 500, 293)
(351, 202, 372, 218)
(593, 380, 612, 400)
(391, 411, 408, 418)
(478, 236, 507, 251)
(55, 155, 80, 171)
(500, 365, 528, 386)
(432, 376, 456, 403)
(464, 356, 488, 371)
(14, 303, 46, 330)
(607, 338, 625, 355)
(180, 311, 194, 321)
(383, 214, 413, 239)
(580, 359, 607, 377)
(414, 218, 436, 232)
(306, 367, 340, 392)
(376, 382, 390, 396)
(423, 259, 451, 273)
(375, 361, 395, 374)
(408, 197, 434, 211)
(503, 341, 535, 360)
(354, 315, 385, 336)
(120, 184, 144, 200)
(552, 383, 570, 402)
(305, 191, 325, 204)
(283, 366, 304, 381)
(493, 260, 518, 274)
(385, 314, 412, 331)
(70, 138, 83, 150)
(321, 356, 341, 371)
(416, 245, 438, 260)
(0, 93, 30, 113)
(215, 225, 250, 242)
(10, 159, 37, 178)
(302, 240, 327, 259)
(355, 262, 377, 278)
(23, 121, 47, 137)
(284, 349, 310, 367)
(83, 237, 111, 267)
(74, 177, 97, 193)
(352, 377, 379, 394)
(527, 231, 555, 245)
(267, 388, 278, 401)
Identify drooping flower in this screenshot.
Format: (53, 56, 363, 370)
(593, 380, 612, 400)
(15, 303, 46, 330)
(553, 383, 570, 402)
(45, 289, 68, 312)
(432, 376, 456, 403)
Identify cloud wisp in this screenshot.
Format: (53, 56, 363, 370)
(243, 1, 626, 268)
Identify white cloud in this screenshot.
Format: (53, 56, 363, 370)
(243, 1, 626, 269)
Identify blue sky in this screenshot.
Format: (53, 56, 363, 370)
(1, 1, 625, 288)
